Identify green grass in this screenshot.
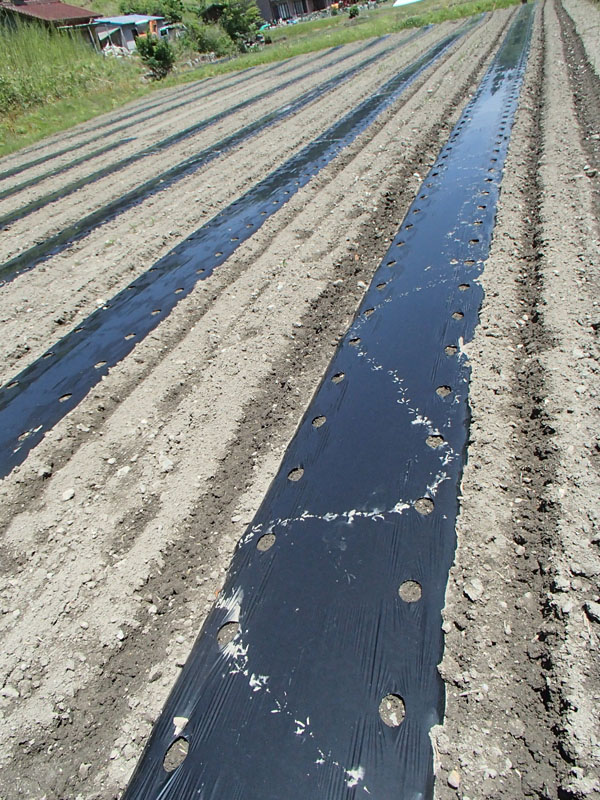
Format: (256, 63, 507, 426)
(0, 19, 143, 155)
(1, 0, 523, 158)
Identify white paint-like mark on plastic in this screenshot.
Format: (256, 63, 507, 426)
(223, 638, 249, 676)
(215, 585, 243, 621)
(346, 766, 366, 788)
(217, 587, 249, 675)
(249, 673, 269, 693)
(294, 716, 310, 736)
(426, 470, 450, 496)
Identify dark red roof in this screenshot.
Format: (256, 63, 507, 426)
(0, 0, 96, 23)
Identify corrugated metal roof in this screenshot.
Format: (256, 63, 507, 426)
(0, 0, 96, 22)
(94, 14, 163, 24)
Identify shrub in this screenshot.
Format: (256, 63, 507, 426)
(348, 4, 359, 17)
(184, 20, 236, 55)
(136, 34, 176, 78)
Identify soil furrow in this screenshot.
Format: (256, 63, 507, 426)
(433, 1, 600, 798)
(555, 0, 600, 223)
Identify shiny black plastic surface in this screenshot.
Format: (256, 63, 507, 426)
(0, 25, 469, 478)
(123, 7, 534, 799)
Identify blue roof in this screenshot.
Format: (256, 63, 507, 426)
(94, 14, 163, 25)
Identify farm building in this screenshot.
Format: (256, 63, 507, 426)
(93, 14, 163, 52)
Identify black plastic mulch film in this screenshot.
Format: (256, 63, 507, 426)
(0, 23, 474, 479)
(124, 6, 534, 799)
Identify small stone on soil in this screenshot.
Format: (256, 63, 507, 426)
(448, 769, 461, 789)
(584, 600, 600, 623)
(463, 578, 484, 602)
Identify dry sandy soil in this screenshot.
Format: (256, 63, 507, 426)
(0, 0, 598, 797)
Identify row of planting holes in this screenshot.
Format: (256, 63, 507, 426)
(12, 188, 299, 439)
(163, 81, 521, 773)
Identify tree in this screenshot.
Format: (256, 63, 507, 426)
(136, 34, 176, 78)
(222, 0, 261, 45)
(201, 0, 261, 49)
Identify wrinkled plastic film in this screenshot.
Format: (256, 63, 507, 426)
(123, 6, 534, 799)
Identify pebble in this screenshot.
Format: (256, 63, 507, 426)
(584, 601, 600, 624)
(559, 598, 575, 616)
(148, 666, 162, 683)
(553, 575, 570, 592)
(78, 763, 91, 780)
(0, 685, 19, 699)
(159, 454, 174, 473)
(463, 578, 484, 602)
(37, 464, 53, 479)
(448, 769, 461, 789)
(62, 488, 75, 501)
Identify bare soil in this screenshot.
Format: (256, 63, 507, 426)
(0, 2, 598, 798)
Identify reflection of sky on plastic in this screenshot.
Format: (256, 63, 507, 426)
(393, 0, 424, 7)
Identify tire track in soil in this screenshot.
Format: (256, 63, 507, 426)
(0, 14, 514, 800)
